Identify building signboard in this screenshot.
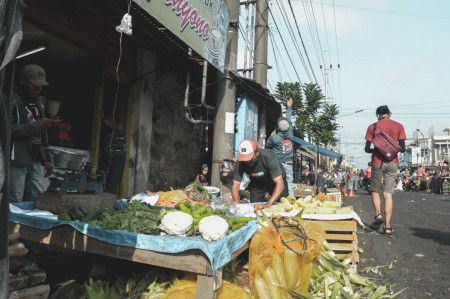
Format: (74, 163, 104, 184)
(134, 0, 229, 73)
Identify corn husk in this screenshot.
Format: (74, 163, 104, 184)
(284, 249, 300, 290)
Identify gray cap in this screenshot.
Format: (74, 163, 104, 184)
(21, 64, 49, 87)
(277, 117, 289, 132)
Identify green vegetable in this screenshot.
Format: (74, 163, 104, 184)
(231, 223, 243, 232)
(231, 217, 253, 223)
(183, 201, 191, 208)
(73, 207, 85, 219)
(58, 213, 71, 221)
(88, 201, 162, 234)
(192, 206, 207, 215)
(192, 204, 204, 211)
(178, 203, 191, 214)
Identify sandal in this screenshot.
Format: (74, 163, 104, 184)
(369, 214, 384, 230)
(383, 227, 394, 235)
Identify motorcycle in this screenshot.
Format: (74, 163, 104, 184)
(362, 177, 371, 194)
(404, 177, 419, 191)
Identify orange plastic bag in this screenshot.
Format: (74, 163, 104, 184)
(249, 216, 325, 298)
(161, 274, 252, 299)
(157, 190, 187, 204)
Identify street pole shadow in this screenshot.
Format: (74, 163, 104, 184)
(410, 227, 450, 245)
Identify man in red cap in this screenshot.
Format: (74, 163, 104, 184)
(231, 139, 288, 210)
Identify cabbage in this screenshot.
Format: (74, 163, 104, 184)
(199, 215, 229, 241)
(160, 211, 193, 236)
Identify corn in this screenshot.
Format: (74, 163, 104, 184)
(255, 276, 271, 299)
(322, 201, 342, 208)
(369, 285, 387, 299)
(272, 254, 287, 288)
(263, 267, 284, 299)
(283, 249, 300, 290)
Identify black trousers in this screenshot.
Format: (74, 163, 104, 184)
(249, 178, 289, 203)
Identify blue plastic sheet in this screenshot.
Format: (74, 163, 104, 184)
(10, 202, 258, 271)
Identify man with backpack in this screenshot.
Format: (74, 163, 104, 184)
(266, 98, 294, 195)
(364, 105, 406, 235)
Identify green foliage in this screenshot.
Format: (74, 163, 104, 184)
(276, 82, 339, 147)
(88, 201, 162, 234)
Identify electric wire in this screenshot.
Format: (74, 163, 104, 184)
(262, 0, 303, 84)
(301, 0, 324, 73)
(273, 0, 313, 82)
(305, 1, 450, 22)
(284, 0, 318, 83)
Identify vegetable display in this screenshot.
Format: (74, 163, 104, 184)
(160, 211, 193, 236)
(57, 201, 163, 234)
(261, 196, 352, 215)
(184, 181, 211, 203)
(198, 216, 229, 241)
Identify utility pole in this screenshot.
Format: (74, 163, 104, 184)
(253, 0, 270, 148)
(211, 0, 239, 192)
(253, 0, 269, 88)
(320, 50, 340, 104)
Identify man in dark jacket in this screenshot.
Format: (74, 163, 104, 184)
(266, 98, 294, 196)
(10, 64, 59, 202)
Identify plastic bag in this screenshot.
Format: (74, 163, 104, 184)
(249, 216, 325, 298)
(157, 190, 187, 203)
(162, 274, 252, 299)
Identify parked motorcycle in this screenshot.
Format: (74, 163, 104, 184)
(404, 177, 419, 191)
(362, 177, 371, 194)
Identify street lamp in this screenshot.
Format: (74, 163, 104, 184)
(338, 109, 364, 118)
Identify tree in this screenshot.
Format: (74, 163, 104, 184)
(274, 82, 302, 116)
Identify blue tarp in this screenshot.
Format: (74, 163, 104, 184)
(9, 202, 259, 272)
(293, 136, 342, 160)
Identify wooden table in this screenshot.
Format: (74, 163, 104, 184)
(9, 222, 249, 299)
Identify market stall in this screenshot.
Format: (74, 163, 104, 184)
(9, 200, 258, 298)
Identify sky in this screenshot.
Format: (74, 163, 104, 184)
(236, 0, 450, 169)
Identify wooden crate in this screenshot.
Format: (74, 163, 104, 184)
(305, 219, 359, 266)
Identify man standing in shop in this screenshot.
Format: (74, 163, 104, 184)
(10, 64, 59, 202)
(231, 139, 288, 210)
(266, 98, 294, 196)
(365, 105, 406, 235)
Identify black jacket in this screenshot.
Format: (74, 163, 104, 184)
(10, 88, 49, 167)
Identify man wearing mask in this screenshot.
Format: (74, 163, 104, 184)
(266, 98, 294, 195)
(10, 64, 59, 202)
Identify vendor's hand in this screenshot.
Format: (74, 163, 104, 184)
(44, 162, 52, 178)
(254, 203, 271, 211)
(271, 130, 276, 136)
(39, 118, 60, 129)
(287, 98, 293, 107)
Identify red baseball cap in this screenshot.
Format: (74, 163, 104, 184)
(238, 139, 257, 162)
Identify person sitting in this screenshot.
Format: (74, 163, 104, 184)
(195, 164, 209, 186)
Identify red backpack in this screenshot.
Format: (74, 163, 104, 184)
(372, 122, 402, 161)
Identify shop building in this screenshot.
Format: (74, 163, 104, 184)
(14, 0, 279, 197)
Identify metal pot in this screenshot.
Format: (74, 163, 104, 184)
(47, 146, 87, 170)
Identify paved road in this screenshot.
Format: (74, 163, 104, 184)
(345, 189, 450, 299)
